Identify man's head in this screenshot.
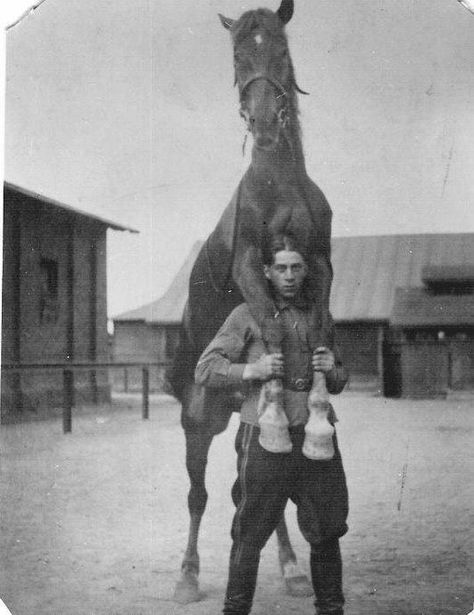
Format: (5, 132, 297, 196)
(263, 233, 308, 301)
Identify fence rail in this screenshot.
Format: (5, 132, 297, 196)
(1, 362, 171, 433)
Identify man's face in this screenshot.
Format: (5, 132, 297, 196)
(264, 250, 307, 300)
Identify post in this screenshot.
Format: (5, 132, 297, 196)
(63, 369, 73, 433)
(142, 366, 149, 420)
(124, 367, 128, 393)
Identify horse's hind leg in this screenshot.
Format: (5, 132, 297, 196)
(276, 514, 313, 597)
(173, 428, 214, 604)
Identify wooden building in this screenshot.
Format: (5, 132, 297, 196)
(112, 243, 196, 391)
(1, 182, 135, 422)
(113, 233, 474, 398)
(387, 265, 474, 397)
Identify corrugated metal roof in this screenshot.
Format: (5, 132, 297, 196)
(4, 182, 138, 233)
(330, 234, 474, 321)
(391, 288, 474, 327)
(114, 233, 474, 324)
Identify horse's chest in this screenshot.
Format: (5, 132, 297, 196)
(241, 180, 314, 240)
(265, 199, 313, 238)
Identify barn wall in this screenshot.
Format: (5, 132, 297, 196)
(450, 339, 474, 390)
(400, 341, 449, 398)
(112, 321, 171, 391)
(2, 202, 20, 363)
(335, 322, 384, 381)
(383, 330, 474, 398)
(112, 322, 181, 391)
(71, 221, 110, 405)
(1, 193, 110, 421)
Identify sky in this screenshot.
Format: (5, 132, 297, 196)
(2, 0, 474, 317)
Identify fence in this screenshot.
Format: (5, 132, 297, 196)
(1, 362, 169, 433)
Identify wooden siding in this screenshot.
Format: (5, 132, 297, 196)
(1, 186, 112, 419)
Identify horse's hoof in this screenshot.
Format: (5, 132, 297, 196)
(173, 571, 200, 604)
(282, 561, 313, 597)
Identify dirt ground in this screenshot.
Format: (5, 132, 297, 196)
(1, 391, 473, 615)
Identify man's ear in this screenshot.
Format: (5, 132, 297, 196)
(264, 265, 271, 280)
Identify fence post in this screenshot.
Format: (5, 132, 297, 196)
(124, 367, 128, 393)
(142, 367, 149, 420)
(63, 369, 73, 433)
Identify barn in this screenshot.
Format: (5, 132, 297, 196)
(112, 243, 197, 392)
(113, 233, 474, 398)
(1, 182, 136, 422)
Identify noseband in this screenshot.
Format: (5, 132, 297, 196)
(239, 73, 290, 131)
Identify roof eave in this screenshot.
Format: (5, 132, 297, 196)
(4, 182, 138, 233)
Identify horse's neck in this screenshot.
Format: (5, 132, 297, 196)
(250, 132, 307, 186)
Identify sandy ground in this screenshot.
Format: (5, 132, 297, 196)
(0, 392, 473, 615)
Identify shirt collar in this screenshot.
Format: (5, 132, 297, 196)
(274, 292, 310, 311)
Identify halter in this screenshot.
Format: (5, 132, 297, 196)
(238, 73, 290, 131)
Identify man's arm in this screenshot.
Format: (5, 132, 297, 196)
(195, 305, 285, 388)
(312, 345, 348, 395)
(325, 346, 348, 394)
(194, 306, 249, 389)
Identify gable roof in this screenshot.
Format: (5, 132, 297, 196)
(114, 233, 474, 324)
(4, 182, 138, 233)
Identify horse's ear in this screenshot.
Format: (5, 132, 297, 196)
(218, 13, 234, 30)
(277, 0, 294, 24)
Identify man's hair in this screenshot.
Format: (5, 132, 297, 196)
(262, 232, 308, 266)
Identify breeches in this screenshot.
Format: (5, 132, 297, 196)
(223, 422, 348, 614)
(231, 422, 348, 549)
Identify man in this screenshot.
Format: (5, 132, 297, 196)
(195, 233, 349, 615)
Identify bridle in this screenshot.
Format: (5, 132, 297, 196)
(238, 73, 290, 132)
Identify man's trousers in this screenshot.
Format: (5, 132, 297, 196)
(223, 422, 349, 615)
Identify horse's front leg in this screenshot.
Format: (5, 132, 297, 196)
(257, 378, 292, 453)
(301, 253, 335, 460)
(303, 370, 335, 460)
(173, 426, 214, 604)
(275, 514, 313, 597)
(233, 247, 292, 453)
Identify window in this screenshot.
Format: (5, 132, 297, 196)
(40, 258, 59, 324)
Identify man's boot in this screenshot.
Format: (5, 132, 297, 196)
(310, 539, 344, 615)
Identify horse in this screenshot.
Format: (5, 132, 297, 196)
(168, 0, 334, 604)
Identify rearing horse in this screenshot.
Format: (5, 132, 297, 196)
(168, 0, 334, 603)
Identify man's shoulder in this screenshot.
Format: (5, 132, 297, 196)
(223, 303, 261, 333)
(227, 302, 254, 323)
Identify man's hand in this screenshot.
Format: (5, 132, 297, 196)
(312, 347, 335, 373)
(243, 353, 284, 381)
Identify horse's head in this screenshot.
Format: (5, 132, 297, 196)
(219, 0, 305, 152)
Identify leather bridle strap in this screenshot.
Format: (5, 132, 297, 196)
(239, 73, 289, 129)
(239, 73, 287, 101)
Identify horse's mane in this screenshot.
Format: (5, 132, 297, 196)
(231, 9, 304, 152)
